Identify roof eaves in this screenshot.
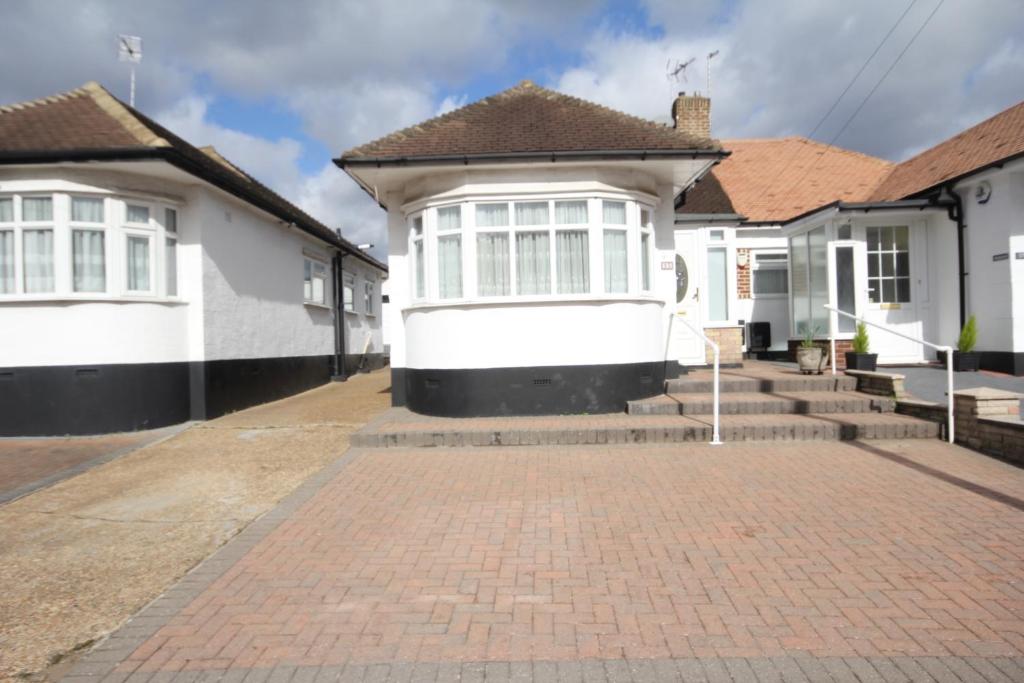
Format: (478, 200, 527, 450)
(336, 148, 727, 168)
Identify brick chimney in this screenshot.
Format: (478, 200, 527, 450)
(672, 92, 711, 139)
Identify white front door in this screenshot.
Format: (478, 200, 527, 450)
(859, 223, 924, 363)
(671, 230, 705, 365)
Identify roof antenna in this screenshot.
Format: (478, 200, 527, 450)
(666, 57, 696, 86)
(117, 35, 142, 107)
(706, 50, 720, 99)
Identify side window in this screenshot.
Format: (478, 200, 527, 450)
(304, 257, 327, 305)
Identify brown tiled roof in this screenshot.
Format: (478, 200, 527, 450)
(871, 100, 1024, 200)
(0, 82, 386, 271)
(679, 137, 893, 223)
(342, 80, 722, 160)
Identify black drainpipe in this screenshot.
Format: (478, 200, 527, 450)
(944, 185, 967, 328)
(331, 249, 348, 381)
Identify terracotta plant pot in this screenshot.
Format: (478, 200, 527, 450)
(796, 346, 824, 375)
(845, 352, 878, 372)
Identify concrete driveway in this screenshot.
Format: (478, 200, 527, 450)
(65, 437, 1024, 682)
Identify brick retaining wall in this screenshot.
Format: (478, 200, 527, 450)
(704, 326, 743, 365)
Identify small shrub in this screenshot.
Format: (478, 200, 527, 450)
(957, 315, 978, 353)
(852, 322, 870, 354)
(800, 325, 819, 349)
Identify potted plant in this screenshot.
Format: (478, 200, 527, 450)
(796, 326, 825, 375)
(845, 322, 877, 371)
(952, 315, 980, 372)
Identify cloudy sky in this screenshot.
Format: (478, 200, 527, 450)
(3, 0, 1022, 258)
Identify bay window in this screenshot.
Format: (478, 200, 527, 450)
(409, 194, 657, 302)
(0, 192, 181, 300)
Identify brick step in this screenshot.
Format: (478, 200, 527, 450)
(628, 391, 894, 416)
(352, 411, 939, 448)
(667, 373, 858, 394)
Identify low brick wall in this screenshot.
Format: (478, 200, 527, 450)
(846, 369, 908, 399)
(953, 388, 1024, 461)
(704, 326, 743, 366)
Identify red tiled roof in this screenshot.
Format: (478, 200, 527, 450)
(0, 83, 385, 271)
(342, 80, 722, 160)
(870, 99, 1024, 200)
(680, 137, 893, 223)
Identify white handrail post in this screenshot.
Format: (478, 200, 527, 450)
(711, 343, 722, 445)
(944, 346, 955, 444)
(675, 315, 723, 445)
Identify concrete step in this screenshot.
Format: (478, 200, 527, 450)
(352, 410, 940, 448)
(666, 373, 858, 394)
(628, 391, 894, 416)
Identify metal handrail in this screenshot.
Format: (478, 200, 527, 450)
(674, 315, 723, 445)
(824, 304, 954, 444)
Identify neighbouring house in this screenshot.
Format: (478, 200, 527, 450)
(0, 82, 387, 436)
(338, 80, 1024, 418)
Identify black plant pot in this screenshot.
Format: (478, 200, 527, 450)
(952, 350, 980, 372)
(845, 352, 878, 371)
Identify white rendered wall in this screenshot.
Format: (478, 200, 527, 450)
(405, 301, 664, 369)
(342, 256, 385, 357)
(921, 212, 960, 354)
(198, 189, 336, 361)
(0, 169, 201, 367)
(958, 166, 1024, 353)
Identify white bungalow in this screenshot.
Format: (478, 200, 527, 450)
(0, 82, 387, 436)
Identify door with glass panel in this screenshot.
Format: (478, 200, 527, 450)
(860, 224, 922, 362)
(671, 231, 705, 365)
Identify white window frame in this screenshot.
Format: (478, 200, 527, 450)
(750, 250, 788, 299)
(601, 199, 629, 295)
(639, 205, 653, 292)
(410, 213, 426, 300)
(435, 204, 463, 299)
(0, 196, 18, 295)
(123, 229, 155, 295)
(363, 278, 375, 315)
(304, 256, 329, 307)
(20, 194, 56, 295)
(163, 207, 179, 298)
(866, 224, 911, 304)
(475, 202, 513, 297)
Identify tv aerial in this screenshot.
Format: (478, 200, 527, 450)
(666, 57, 696, 85)
(117, 35, 142, 107)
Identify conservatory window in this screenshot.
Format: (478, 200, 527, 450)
(867, 225, 910, 303)
(752, 252, 787, 297)
(789, 226, 829, 336)
(437, 206, 462, 299)
(476, 204, 510, 296)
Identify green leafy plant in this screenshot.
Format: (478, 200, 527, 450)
(852, 322, 870, 354)
(957, 315, 978, 353)
(800, 325, 819, 348)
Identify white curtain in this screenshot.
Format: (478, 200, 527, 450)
(555, 200, 588, 225)
(127, 205, 150, 224)
(166, 237, 178, 296)
(414, 240, 424, 298)
(22, 197, 52, 222)
(603, 230, 628, 293)
(438, 234, 462, 298)
(556, 230, 589, 294)
(0, 230, 13, 294)
(516, 232, 550, 295)
(127, 235, 150, 291)
(476, 203, 509, 227)
(73, 230, 105, 292)
(602, 200, 627, 225)
(515, 202, 549, 226)
(477, 233, 510, 296)
(23, 229, 54, 293)
(437, 206, 461, 231)
(0, 198, 12, 222)
(72, 197, 104, 223)
(640, 232, 651, 290)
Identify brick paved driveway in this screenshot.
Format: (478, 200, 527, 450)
(68, 439, 1024, 681)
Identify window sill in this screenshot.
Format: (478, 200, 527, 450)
(304, 301, 331, 310)
(403, 293, 665, 312)
(0, 295, 186, 305)
(343, 308, 358, 316)
(750, 294, 788, 300)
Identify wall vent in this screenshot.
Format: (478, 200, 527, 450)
(532, 378, 552, 386)
(74, 368, 99, 378)
(425, 378, 440, 389)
